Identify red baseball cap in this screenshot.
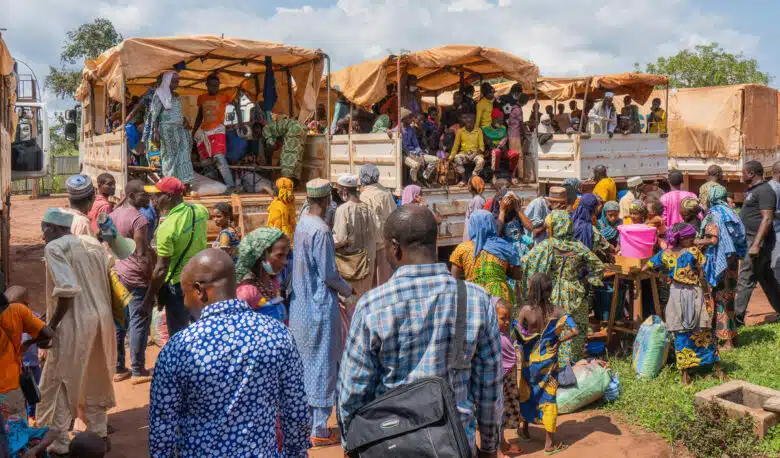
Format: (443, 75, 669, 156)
(155, 177, 186, 195)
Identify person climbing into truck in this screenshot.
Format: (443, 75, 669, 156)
(193, 72, 238, 190)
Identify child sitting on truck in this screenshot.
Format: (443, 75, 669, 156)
(450, 113, 485, 186)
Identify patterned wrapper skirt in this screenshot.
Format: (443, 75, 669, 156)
(502, 367, 522, 429)
(673, 329, 720, 370)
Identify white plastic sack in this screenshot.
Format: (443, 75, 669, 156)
(190, 172, 228, 196)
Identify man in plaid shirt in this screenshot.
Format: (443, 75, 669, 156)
(338, 205, 503, 457)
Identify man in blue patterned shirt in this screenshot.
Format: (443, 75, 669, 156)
(149, 249, 311, 457)
(338, 205, 503, 457)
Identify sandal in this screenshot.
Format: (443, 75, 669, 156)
(501, 442, 525, 456)
(544, 442, 569, 455)
(310, 432, 339, 448)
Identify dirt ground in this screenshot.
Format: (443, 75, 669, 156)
(7, 194, 776, 457)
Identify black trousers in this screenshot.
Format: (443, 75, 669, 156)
(735, 235, 780, 324)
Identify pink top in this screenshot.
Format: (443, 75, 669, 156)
(111, 205, 149, 288)
(659, 190, 697, 228)
(500, 332, 516, 376)
(89, 195, 114, 233)
(236, 279, 280, 310)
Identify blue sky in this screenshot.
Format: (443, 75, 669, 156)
(1, 0, 776, 113)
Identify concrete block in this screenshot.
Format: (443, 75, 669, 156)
(694, 380, 780, 439)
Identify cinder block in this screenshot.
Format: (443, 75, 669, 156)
(694, 380, 780, 439)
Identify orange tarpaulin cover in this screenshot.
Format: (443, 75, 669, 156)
(329, 45, 539, 107)
(422, 73, 667, 107)
(638, 84, 777, 160)
(75, 36, 324, 122)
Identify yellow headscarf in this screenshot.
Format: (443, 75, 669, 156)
(268, 177, 297, 242)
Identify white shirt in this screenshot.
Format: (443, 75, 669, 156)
(588, 100, 617, 134)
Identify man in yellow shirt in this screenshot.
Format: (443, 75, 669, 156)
(647, 97, 667, 134)
(450, 113, 485, 186)
(592, 165, 617, 202)
(475, 82, 495, 129)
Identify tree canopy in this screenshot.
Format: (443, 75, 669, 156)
(44, 18, 123, 99)
(636, 42, 771, 88)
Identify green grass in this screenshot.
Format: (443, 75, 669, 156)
(601, 323, 780, 456)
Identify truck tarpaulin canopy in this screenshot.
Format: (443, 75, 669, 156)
(422, 73, 667, 107)
(641, 84, 778, 160)
(329, 45, 539, 107)
(536, 73, 668, 104)
(75, 36, 325, 122)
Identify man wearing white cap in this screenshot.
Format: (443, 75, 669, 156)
(333, 174, 378, 299)
(620, 176, 645, 224)
(587, 92, 617, 135)
(38, 208, 116, 454)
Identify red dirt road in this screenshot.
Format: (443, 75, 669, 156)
(7, 195, 775, 457)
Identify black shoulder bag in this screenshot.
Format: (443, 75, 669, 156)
(343, 280, 472, 458)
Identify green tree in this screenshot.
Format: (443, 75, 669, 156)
(636, 42, 771, 88)
(44, 18, 123, 99)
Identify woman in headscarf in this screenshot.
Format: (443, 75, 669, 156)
(463, 176, 487, 242)
(521, 211, 605, 366)
(572, 193, 614, 262)
(450, 210, 522, 304)
(597, 201, 622, 247)
(491, 187, 534, 259)
(148, 71, 194, 187)
(267, 177, 297, 242)
(562, 178, 581, 211)
(235, 227, 291, 322)
(628, 200, 648, 224)
(695, 184, 747, 349)
(680, 197, 702, 233)
(401, 184, 421, 206)
(644, 223, 724, 385)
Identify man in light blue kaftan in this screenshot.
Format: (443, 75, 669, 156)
(289, 178, 353, 444)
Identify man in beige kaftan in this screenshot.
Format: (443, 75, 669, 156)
(333, 175, 377, 301)
(358, 164, 396, 286)
(38, 208, 116, 454)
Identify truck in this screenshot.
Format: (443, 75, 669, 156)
(0, 34, 50, 287)
(656, 84, 780, 200)
(71, 35, 332, 240)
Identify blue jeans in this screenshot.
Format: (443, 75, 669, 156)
(116, 287, 151, 376)
(213, 153, 235, 188)
(159, 283, 193, 337)
(24, 366, 41, 418)
(311, 406, 331, 438)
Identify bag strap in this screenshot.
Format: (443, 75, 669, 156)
(449, 280, 469, 371)
(168, 205, 196, 283)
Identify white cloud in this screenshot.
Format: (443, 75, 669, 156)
(0, 0, 767, 116)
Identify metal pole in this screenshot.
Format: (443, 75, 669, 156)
(325, 54, 331, 184)
(286, 68, 294, 117)
(578, 78, 591, 134)
(664, 83, 670, 134)
(396, 56, 403, 192)
(120, 78, 127, 192)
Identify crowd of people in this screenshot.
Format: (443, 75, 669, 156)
(121, 70, 307, 196)
(3, 156, 780, 457)
(327, 81, 669, 191)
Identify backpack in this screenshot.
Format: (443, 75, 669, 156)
(343, 281, 472, 458)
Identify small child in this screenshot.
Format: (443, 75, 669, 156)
(643, 223, 725, 385)
(495, 297, 524, 456)
(515, 273, 579, 455)
(4, 286, 43, 423)
(89, 173, 116, 233)
(645, 199, 667, 237)
(211, 202, 240, 262)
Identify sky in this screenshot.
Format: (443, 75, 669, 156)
(2, 0, 777, 114)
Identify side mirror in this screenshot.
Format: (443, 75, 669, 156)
(226, 112, 236, 123)
(64, 109, 77, 121)
(64, 122, 78, 142)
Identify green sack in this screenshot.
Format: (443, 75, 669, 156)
(557, 361, 611, 414)
(632, 315, 671, 380)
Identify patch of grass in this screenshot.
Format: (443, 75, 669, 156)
(602, 323, 780, 457)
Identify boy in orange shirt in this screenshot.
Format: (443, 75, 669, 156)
(194, 72, 237, 189)
(0, 285, 54, 420)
